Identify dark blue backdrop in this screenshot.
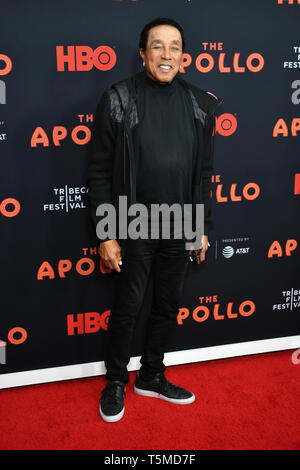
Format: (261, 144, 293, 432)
(1, 0, 299, 387)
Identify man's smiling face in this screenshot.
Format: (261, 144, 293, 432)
(139, 24, 183, 84)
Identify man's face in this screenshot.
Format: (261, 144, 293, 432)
(139, 24, 183, 84)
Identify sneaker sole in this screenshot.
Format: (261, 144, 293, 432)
(134, 386, 195, 404)
(99, 404, 125, 423)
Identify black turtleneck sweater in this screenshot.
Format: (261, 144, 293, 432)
(135, 71, 197, 211)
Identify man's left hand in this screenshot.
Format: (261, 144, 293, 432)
(189, 235, 209, 264)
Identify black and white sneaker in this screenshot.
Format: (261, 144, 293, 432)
(134, 372, 195, 405)
(99, 380, 126, 422)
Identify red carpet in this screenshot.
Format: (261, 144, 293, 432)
(0, 350, 299, 450)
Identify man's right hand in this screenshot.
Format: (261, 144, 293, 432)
(99, 239, 122, 273)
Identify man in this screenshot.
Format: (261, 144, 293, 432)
(87, 17, 221, 422)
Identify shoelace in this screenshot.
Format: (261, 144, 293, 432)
(102, 383, 125, 405)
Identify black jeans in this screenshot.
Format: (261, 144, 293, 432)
(104, 236, 189, 384)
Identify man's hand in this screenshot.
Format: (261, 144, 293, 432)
(99, 240, 122, 272)
(189, 235, 209, 264)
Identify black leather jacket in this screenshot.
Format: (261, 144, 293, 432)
(86, 71, 222, 241)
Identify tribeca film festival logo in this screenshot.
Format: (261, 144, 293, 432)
(273, 288, 300, 312)
(283, 46, 300, 69)
(43, 186, 87, 212)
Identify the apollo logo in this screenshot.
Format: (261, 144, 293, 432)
(283, 47, 300, 69)
(56, 46, 117, 72)
(211, 176, 260, 203)
(1, 327, 28, 346)
(0, 54, 11, 76)
(0, 53, 12, 104)
(31, 126, 90, 147)
(0, 327, 28, 364)
(31, 114, 92, 148)
(294, 173, 300, 195)
(273, 118, 300, 136)
(37, 247, 113, 280)
(181, 51, 264, 74)
(30, 113, 236, 149)
(180, 42, 264, 74)
(29, 111, 233, 149)
(0, 198, 21, 217)
(277, 0, 300, 4)
(177, 295, 255, 324)
(268, 239, 298, 258)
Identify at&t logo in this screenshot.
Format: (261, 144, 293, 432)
(223, 246, 234, 258)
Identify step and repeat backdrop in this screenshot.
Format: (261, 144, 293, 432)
(1, 0, 299, 388)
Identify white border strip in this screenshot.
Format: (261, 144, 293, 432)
(1, 335, 299, 389)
